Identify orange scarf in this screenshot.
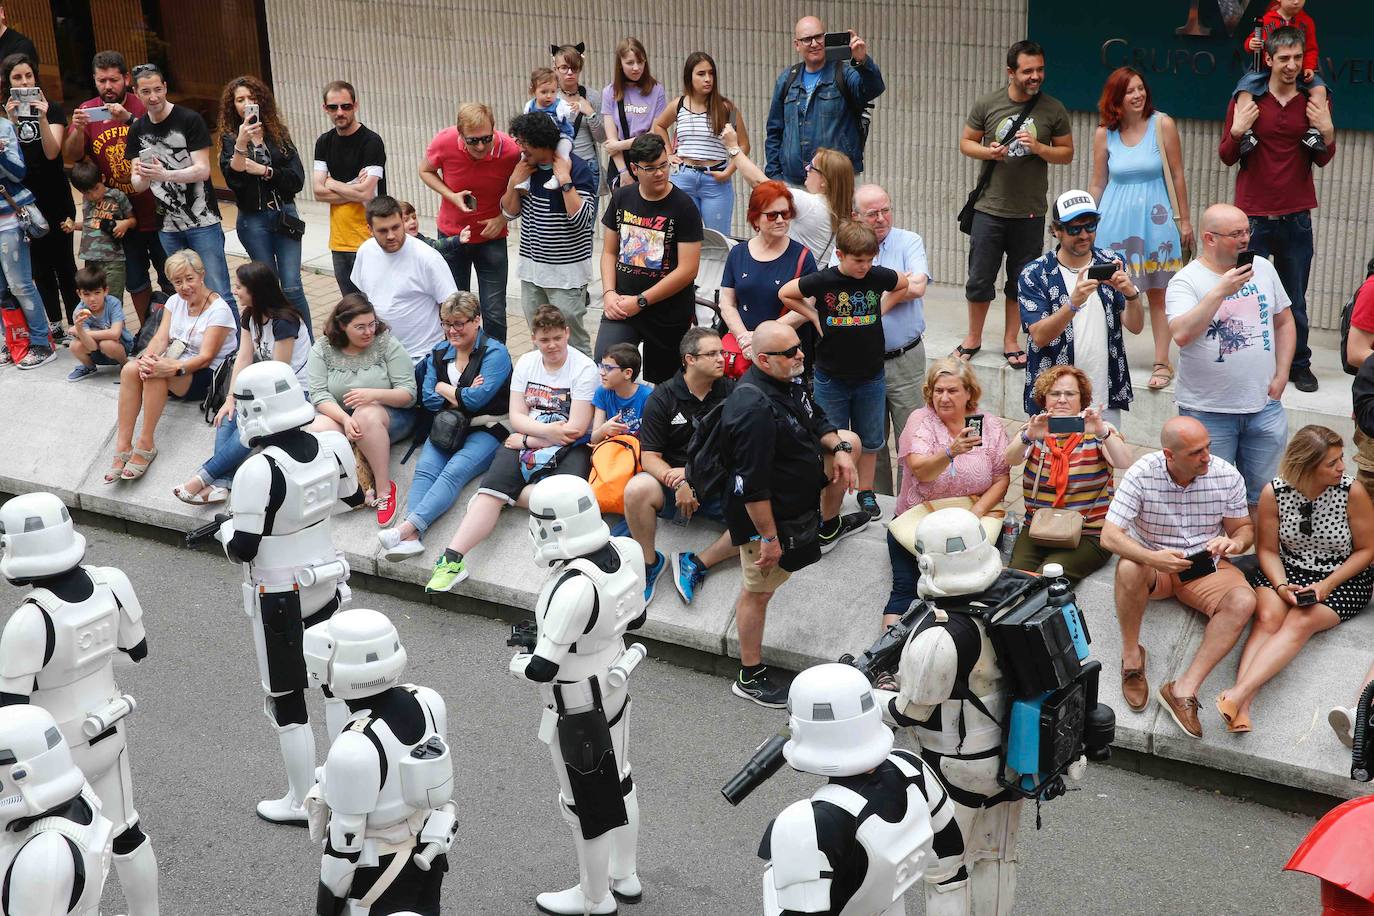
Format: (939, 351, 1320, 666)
(1043, 433, 1083, 507)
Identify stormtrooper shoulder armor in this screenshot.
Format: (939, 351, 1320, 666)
(767, 799, 835, 913)
(5, 830, 80, 913)
(0, 601, 48, 683)
(407, 684, 447, 743)
(322, 727, 384, 817)
(227, 453, 275, 536)
(897, 625, 960, 711)
(539, 569, 600, 647)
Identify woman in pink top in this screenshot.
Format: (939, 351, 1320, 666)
(882, 357, 1010, 626)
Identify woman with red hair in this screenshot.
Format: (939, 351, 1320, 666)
(1089, 66, 1192, 392)
(717, 180, 817, 361)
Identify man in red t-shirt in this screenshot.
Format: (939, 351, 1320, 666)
(1345, 265, 1374, 497)
(418, 102, 520, 343)
(61, 50, 170, 322)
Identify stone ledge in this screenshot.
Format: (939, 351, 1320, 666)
(2, 349, 1367, 801)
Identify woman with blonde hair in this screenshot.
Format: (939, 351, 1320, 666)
(1216, 425, 1374, 733)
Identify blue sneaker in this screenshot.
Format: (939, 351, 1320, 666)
(644, 550, 666, 604)
(671, 551, 706, 604)
(66, 363, 99, 382)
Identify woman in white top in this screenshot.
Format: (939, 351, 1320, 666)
(175, 261, 312, 504)
(106, 248, 235, 482)
(651, 51, 749, 235)
(720, 124, 852, 268)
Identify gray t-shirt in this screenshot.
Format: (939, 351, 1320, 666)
(965, 88, 1071, 219)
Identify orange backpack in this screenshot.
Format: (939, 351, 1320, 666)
(589, 435, 642, 515)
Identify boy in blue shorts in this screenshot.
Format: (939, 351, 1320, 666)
(67, 265, 135, 381)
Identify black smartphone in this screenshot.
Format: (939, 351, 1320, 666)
(1237, 250, 1257, 270)
(964, 414, 984, 439)
(1048, 415, 1085, 434)
(462, 192, 477, 210)
(1294, 587, 1318, 607)
(1086, 263, 1116, 281)
(1177, 550, 1218, 583)
(823, 31, 851, 62)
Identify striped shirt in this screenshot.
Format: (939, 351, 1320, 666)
(672, 100, 729, 162)
(1105, 452, 1248, 552)
(1021, 436, 1114, 532)
(514, 153, 597, 290)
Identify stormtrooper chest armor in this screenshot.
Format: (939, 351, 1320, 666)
(534, 537, 643, 681)
(25, 577, 120, 740)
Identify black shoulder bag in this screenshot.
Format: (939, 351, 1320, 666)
(428, 339, 489, 452)
(958, 94, 1038, 235)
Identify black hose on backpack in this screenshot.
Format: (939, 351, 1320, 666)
(1352, 680, 1374, 783)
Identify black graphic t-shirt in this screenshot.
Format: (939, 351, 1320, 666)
(125, 104, 220, 232)
(601, 183, 703, 320)
(15, 101, 73, 221)
(796, 265, 900, 380)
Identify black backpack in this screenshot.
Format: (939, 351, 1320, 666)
(684, 380, 767, 503)
(1341, 288, 1363, 376)
(781, 60, 874, 156)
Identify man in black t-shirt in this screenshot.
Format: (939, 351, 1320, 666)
(126, 64, 236, 320)
(596, 133, 702, 384)
(312, 80, 386, 296)
(779, 220, 906, 520)
(0, 9, 38, 66)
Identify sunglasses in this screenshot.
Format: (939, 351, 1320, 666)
(1061, 220, 1099, 236)
(1299, 501, 1314, 537)
(760, 210, 791, 222)
(763, 344, 802, 359)
(462, 134, 494, 146)
(325, 102, 355, 112)
(131, 64, 160, 78)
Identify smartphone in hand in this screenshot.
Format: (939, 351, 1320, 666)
(1048, 415, 1085, 434)
(964, 414, 984, 439)
(1236, 250, 1257, 270)
(1294, 587, 1319, 607)
(1086, 263, 1115, 281)
(823, 31, 851, 62)
(243, 101, 260, 125)
(1177, 549, 1218, 583)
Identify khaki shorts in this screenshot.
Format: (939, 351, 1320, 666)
(740, 540, 791, 593)
(1146, 559, 1250, 617)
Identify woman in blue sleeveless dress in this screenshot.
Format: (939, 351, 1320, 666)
(1090, 67, 1192, 392)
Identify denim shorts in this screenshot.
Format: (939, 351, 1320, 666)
(812, 369, 887, 452)
(1178, 399, 1288, 505)
(383, 405, 416, 442)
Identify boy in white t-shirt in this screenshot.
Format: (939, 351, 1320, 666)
(1165, 202, 1295, 508)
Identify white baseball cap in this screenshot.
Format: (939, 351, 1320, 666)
(1053, 189, 1100, 224)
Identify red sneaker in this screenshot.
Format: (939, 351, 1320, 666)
(376, 481, 398, 527)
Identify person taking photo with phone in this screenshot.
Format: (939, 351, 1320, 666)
(1017, 190, 1143, 430)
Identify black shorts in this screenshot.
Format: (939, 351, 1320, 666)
(476, 444, 592, 503)
(169, 366, 214, 402)
(965, 210, 1045, 303)
(594, 307, 693, 385)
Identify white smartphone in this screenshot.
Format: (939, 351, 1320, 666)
(243, 102, 259, 124)
(83, 104, 112, 122)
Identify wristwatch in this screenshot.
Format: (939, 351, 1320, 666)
(831, 440, 854, 454)
(726, 146, 742, 158)
(559, 181, 575, 192)
(636, 294, 649, 310)
(176, 364, 185, 377)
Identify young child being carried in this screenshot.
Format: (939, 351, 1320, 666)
(398, 200, 468, 255)
(518, 67, 575, 191)
(1233, 0, 1328, 155)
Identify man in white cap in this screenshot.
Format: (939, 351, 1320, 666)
(1016, 189, 1144, 429)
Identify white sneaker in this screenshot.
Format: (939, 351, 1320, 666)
(543, 173, 562, 190)
(378, 528, 424, 561)
(256, 793, 308, 826)
(536, 886, 616, 915)
(1329, 705, 1356, 749)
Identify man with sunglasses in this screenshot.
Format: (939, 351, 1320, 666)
(312, 80, 386, 296)
(420, 102, 520, 343)
(1017, 190, 1143, 424)
(1166, 202, 1294, 517)
(720, 320, 866, 707)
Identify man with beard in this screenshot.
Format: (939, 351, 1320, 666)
(313, 80, 386, 296)
(63, 51, 170, 323)
(351, 195, 455, 362)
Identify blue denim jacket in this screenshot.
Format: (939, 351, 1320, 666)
(420, 331, 513, 415)
(0, 119, 35, 218)
(1017, 248, 1134, 415)
(764, 59, 885, 186)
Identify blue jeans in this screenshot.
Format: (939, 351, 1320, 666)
(405, 430, 502, 533)
(0, 225, 47, 342)
(200, 412, 252, 487)
(812, 369, 887, 452)
(884, 532, 920, 618)
(1248, 212, 1314, 372)
(440, 235, 508, 343)
(1179, 398, 1288, 505)
(235, 206, 312, 338)
(159, 223, 238, 323)
(670, 166, 734, 235)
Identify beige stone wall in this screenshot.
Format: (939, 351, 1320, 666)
(265, 0, 1372, 330)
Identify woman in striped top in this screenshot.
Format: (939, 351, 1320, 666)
(651, 51, 749, 235)
(1005, 365, 1134, 581)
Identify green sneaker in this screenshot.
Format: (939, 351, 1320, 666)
(425, 555, 468, 593)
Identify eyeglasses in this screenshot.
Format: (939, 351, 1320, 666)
(1046, 390, 1079, 401)
(760, 210, 791, 222)
(348, 321, 377, 334)
(803, 161, 817, 174)
(858, 206, 892, 220)
(636, 160, 671, 175)
(689, 348, 724, 360)
(555, 65, 576, 73)
(1299, 501, 1314, 537)
(795, 33, 825, 45)
(1210, 228, 1251, 240)
(1061, 220, 1099, 236)
(597, 362, 628, 374)
(762, 344, 803, 359)
(441, 318, 475, 332)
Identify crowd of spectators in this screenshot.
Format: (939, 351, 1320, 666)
(13, 11, 1370, 729)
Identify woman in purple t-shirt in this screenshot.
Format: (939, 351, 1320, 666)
(601, 37, 666, 188)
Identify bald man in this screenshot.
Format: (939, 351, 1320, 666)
(855, 183, 930, 496)
(1165, 203, 1293, 514)
(1100, 416, 1256, 739)
(764, 15, 884, 186)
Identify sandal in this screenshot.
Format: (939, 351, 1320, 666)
(175, 484, 228, 505)
(120, 446, 159, 480)
(1215, 693, 1252, 733)
(1148, 362, 1174, 390)
(103, 450, 131, 484)
(1003, 350, 1027, 368)
(951, 344, 981, 362)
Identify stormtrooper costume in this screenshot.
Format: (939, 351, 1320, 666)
(509, 475, 647, 915)
(217, 361, 364, 825)
(0, 492, 160, 915)
(0, 705, 113, 915)
(759, 663, 964, 916)
(303, 608, 455, 916)
(882, 508, 1029, 916)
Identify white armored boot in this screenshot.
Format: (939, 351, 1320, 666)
(257, 721, 315, 825)
(609, 784, 641, 903)
(112, 838, 160, 915)
(536, 796, 617, 915)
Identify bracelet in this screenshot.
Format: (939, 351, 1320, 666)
(758, 535, 777, 544)
(945, 445, 955, 462)
(522, 434, 529, 448)
(1020, 429, 1033, 447)
(1124, 289, 1141, 301)
(233, 147, 248, 155)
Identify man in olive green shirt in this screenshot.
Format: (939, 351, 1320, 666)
(956, 39, 1073, 369)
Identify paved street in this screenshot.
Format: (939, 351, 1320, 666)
(0, 525, 1327, 915)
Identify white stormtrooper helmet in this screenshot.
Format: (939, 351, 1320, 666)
(783, 663, 894, 778)
(0, 492, 86, 582)
(0, 706, 87, 826)
(303, 608, 408, 701)
(527, 475, 610, 567)
(914, 507, 1002, 599)
(234, 360, 315, 446)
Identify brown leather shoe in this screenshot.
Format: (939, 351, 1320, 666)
(1121, 645, 1149, 712)
(1159, 681, 1203, 739)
